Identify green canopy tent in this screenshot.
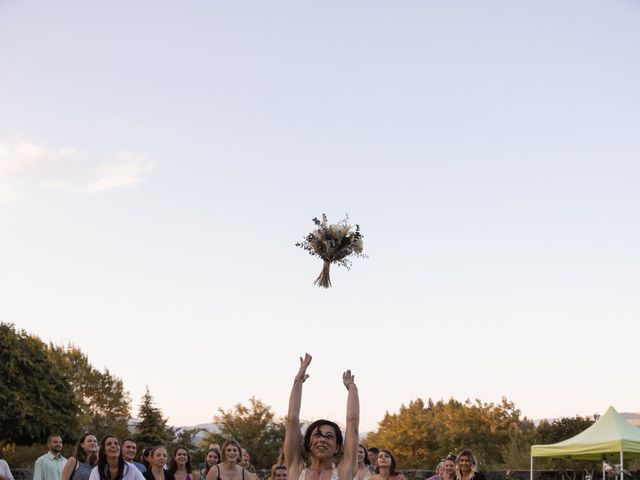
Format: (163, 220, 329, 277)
(530, 406, 640, 480)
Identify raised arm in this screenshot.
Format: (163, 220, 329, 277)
(284, 354, 312, 480)
(337, 370, 359, 480)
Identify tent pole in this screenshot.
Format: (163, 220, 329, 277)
(602, 460, 605, 480)
(619, 452, 623, 480)
(530, 456, 533, 480)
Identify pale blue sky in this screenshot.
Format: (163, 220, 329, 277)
(1, 0, 639, 432)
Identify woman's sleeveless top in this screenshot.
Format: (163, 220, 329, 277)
(215, 466, 245, 480)
(72, 461, 94, 480)
(299, 469, 339, 480)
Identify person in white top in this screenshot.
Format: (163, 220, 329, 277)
(89, 435, 145, 480)
(0, 459, 15, 480)
(283, 353, 359, 480)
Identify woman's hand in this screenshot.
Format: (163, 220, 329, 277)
(295, 353, 312, 383)
(343, 369, 356, 390)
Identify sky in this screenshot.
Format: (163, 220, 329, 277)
(1, 0, 639, 434)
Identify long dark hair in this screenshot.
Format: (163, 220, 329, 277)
(303, 420, 344, 454)
(73, 433, 98, 465)
(97, 435, 127, 480)
(203, 448, 221, 475)
(169, 446, 193, 474)
(359, 445, 370, 466)
(375, 450, 397, 475)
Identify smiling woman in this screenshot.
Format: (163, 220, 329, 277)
(89, 436, 145, 480)
(144, 447, 175, 480)
(169, 447, 200, 480)
(283, 354, 360, 480)
(455, 449, 485, 480)
(369, 450, 404, 480)
(205, 440, 251, 480)
(61, 433, 99, 480)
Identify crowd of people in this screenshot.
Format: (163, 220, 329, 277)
(2, 354, 486, 480)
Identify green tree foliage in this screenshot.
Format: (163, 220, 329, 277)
(365, 399, 432, 469)
(203, 397, 286, 470)
(501, 422, 537, 469)
(0, 323, 78, 444)
(134, 387, 175, 447)
(535, 415, 599, 480)
(365, 397, 534, 470)
(536, 415, 597, 444)
(172, 427, 205, 460)
(47, 344, 131, 439)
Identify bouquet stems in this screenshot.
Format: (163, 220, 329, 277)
(313, 260, 332, 288)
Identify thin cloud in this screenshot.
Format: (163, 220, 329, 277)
(81, 152, 152, 193)
(0, 141, 153, 202)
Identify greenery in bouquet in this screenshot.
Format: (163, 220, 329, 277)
(295, 213, 366, 288)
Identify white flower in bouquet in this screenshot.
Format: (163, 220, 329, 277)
(329, 223, 351, 238)
(296, 213, 367, 288)
(352, 236, 364, 254)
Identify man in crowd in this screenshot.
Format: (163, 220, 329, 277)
(33, 434, 66, 480)
(367, 448, 379, 474)
(122, 439, 146, 473)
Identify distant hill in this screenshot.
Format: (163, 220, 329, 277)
(620, 412, 640, 427)
(175, 423, 219, 444)
(127, 419, 219, 444)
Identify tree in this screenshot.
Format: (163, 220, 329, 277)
(365, 399, 432, 469)
(536, 415, 597, 444)
(172, 427, 205, 454)
(0, 323, 78, 444)
(134, 387, 175, 447)
(365, 397, 534, 469)
(47, 344, 131, 439)
(202, 397, 286, 469)
(535, 415, 599, 480)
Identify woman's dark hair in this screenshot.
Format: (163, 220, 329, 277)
(204, 448, 221, 475)
(73, 433, 97, 465)
(303, 419, 343, 454)
(97, 435, 126, 480)
(142, 448, 152, 470)
(375, 449, 397, 475)
(359, 445, 370, 466)
(169, 446, 193, 474)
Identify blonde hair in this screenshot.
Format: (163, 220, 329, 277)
(455, 449, 478, 480)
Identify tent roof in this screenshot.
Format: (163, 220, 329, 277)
(531, 406, 640, 460)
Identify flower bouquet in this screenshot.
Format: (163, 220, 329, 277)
(296, 214, 365, 288)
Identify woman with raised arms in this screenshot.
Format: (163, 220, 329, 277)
(284, 353, 360, 480)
